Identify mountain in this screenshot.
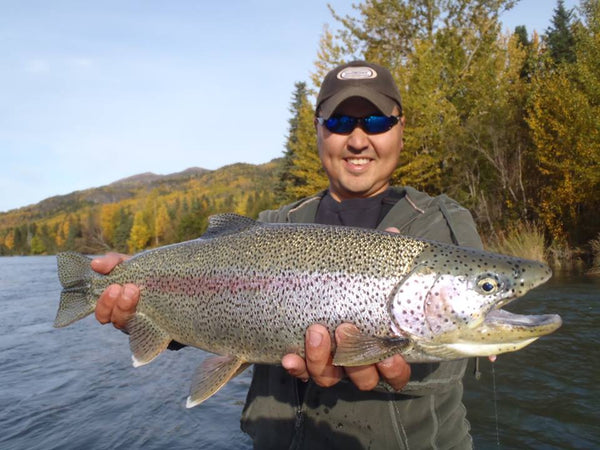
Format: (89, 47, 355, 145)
(0, 159, 283, 255)
(109, 167, 211, 187)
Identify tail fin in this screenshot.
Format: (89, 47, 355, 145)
(54, 252, 97, 328)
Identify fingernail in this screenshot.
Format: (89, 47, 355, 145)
(123, 285, 136, 301)
(108, 285, 120, 299)
(379, 357, 394, 368)
(308, 330, 322, 347)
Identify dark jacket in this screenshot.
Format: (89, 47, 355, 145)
(241, 187, 483, 450)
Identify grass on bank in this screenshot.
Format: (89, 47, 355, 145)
(486, 222, 600, 274)
(588, 233, 600, 276)
(486, 221, 547, 263)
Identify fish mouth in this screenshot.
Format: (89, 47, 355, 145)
(442, 309, 562, 357)
(482, 309, 562, 340)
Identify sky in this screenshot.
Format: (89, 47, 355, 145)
(0, 0, 580, 213)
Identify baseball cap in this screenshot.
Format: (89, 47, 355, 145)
(316, 60, 403, 119)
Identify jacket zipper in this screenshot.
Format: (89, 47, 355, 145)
(289, 379, 310, 449)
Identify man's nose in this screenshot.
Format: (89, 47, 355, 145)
(347, 126, 369, 151)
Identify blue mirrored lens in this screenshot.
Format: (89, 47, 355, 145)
(325, 116, 357, 134)
(363, 115, 394, 133)
(324, 115, 398, 134)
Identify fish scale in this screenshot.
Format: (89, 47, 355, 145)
(54, 213, 561, 407)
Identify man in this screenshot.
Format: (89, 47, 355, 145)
(94, 61, 482, 449)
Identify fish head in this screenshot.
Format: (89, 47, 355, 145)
(389, 244, 561, 360)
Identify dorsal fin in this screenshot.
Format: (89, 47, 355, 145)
(202, 213, 258, 239)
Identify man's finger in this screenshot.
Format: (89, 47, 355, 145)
(344, 364, 380, 391)
(282, 354, 310, 382)
(305, 324, 343, 387)
(376, 354, 411, 391)
(335, 323, 382, 390)
(91, 252, 130, 275)
(110, 283, 139, 329)
(95, 284, 122, 324)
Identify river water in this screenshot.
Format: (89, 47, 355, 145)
(0, 256, 598, 449)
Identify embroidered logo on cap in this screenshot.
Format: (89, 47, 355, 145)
(337, 66, 378, 80)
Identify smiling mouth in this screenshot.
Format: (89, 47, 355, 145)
(344, 157, 372, 167)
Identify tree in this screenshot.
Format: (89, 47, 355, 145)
(326, 0, 446, 69)
(276, 81, 310, 203)
(30, 235, 46, 254)
(244, 191, 274, 219)
(277, 82, 328, 202)
(311, 24, 349, 90)
(36, 223, 55, 254)
(4, 229, 15, 251)
(513, 25, 541, 81)
(154, 201, 171, 246)
(320, 0, 532, 236)
(545, 0, 577, 64)
(527, 0, 600, 244)
(113, 208, 133, 253)
(55, 219, 70, 250)
(514, 25, 530, 47)
(13, 225, 29, 254)
(65, 215, 82, 250)
(128, 210, 152, 252)
(100, 203, 119, 248)
(177, 197, 207, 242)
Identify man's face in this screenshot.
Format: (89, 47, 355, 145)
(316, 97, 404, 201)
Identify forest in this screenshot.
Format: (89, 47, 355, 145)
(0, 0, 598, 270)
(277, 0, 599, 268)
(0, 163, 278, 255)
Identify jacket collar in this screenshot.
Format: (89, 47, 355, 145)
(286, 190, 326, 223)
(285, 186, 429, 231)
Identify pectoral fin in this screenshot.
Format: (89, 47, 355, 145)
(186, 355, 249, 408)
(333, 327, 410, 366)
(128, 313, 172, 367)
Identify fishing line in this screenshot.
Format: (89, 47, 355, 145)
(491, 362, 500, 447)
(474, 357, 481, 380)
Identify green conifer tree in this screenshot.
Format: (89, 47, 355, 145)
(545, 0, 577, 64)
(277, 82, 328, 203)
(275, 82, 310, 204)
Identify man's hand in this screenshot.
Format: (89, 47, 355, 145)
(91, 252, 139, 330)
(282, 323, 410, 391)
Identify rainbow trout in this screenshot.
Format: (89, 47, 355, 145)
(54, 214, 561, 407)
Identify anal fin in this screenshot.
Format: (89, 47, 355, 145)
(333, 327, 410, 366)
(128, 313, 172, 367)
(186, 355, 249, 408)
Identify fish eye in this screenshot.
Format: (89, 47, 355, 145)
(477, 277, 499, 294)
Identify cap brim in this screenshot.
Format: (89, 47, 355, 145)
(318, 86, 398, 119)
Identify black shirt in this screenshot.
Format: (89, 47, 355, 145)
(315, 189, 403, 228)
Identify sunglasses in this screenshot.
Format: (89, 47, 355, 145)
(317, 114, 401, 134)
